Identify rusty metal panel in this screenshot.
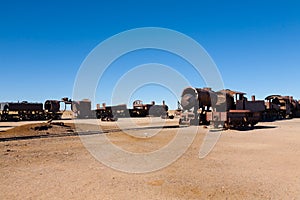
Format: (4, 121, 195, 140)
(220, 112, 227, 121)
(208, 112, 227, 122)
(236, 100, 265, 112)
(206, 112, 213, 121)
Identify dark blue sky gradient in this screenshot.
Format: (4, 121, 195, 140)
(1, 0, 299, 108)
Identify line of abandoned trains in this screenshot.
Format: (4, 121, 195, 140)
(0, 98, 169, 122)
(0, 87, 299, 129)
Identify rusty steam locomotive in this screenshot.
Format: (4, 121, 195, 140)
(179, 87, 300, 129)
(0, 98, 72, 121)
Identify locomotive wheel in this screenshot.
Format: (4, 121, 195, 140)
(190, 119, 199, 125)
(168, 115, 174, 119)
(179, 118, 190, 126)
(213, 122, 219, 129)
(113, 117, 118, 121)
(1, 114, 7, 121)
(223, 122, 229, 130)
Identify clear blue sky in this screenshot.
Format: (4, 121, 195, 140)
(1, 0, 299, 109)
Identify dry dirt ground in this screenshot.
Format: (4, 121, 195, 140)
(1, 118, 300, 199)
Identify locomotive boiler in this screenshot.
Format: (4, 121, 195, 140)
(179, 87, 217, 125)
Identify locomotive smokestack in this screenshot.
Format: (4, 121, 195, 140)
(252, 95, 256, 101)
(152, 101, 155, 105)
(102, 103, 106, 108)
(162, 100, 165, 106)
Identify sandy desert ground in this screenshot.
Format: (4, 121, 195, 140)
(1, 118, 300, 199)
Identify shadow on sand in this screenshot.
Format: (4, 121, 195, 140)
(232, 125, 277, 131)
